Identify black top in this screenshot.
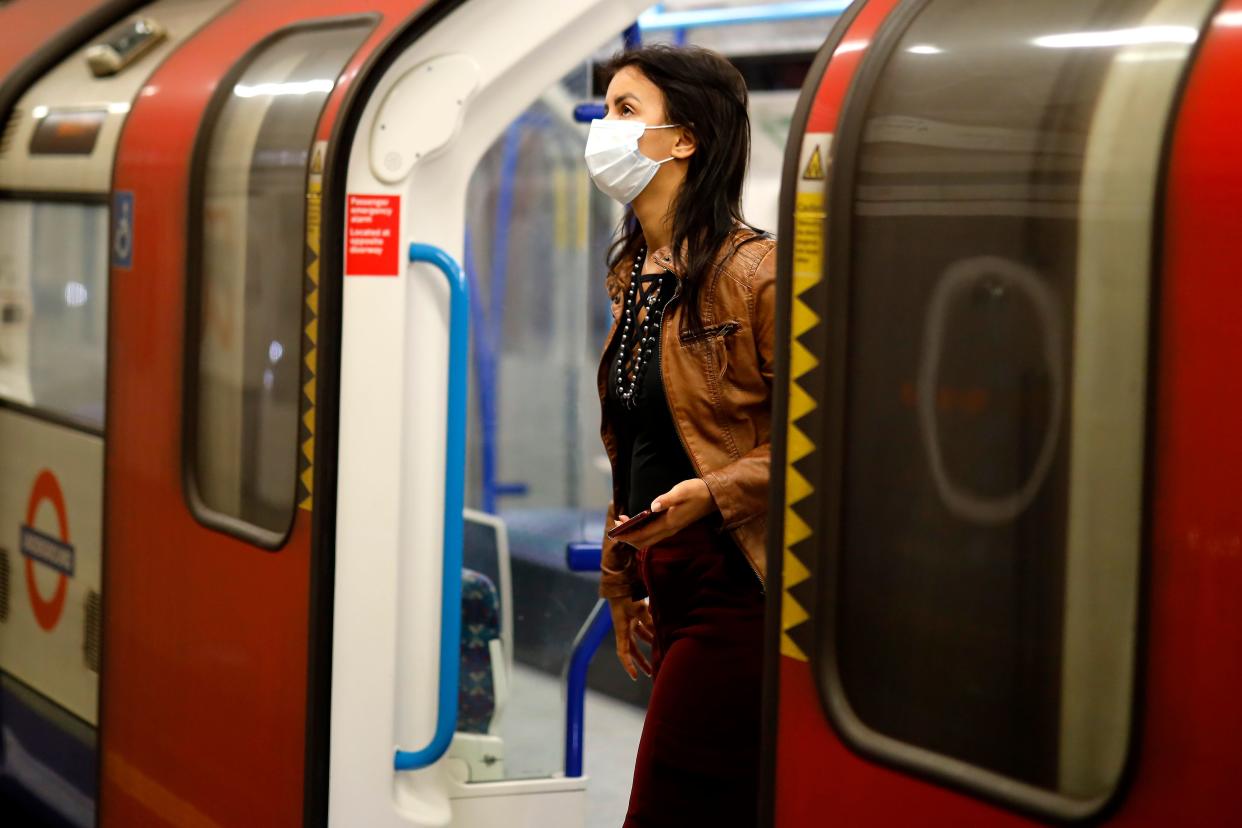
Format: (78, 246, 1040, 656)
(607, 272, 696, 517)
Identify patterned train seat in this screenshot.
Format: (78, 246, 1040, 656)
(458, 567, 501, 733)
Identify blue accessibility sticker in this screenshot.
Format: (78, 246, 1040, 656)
(112, 190, 134, 269)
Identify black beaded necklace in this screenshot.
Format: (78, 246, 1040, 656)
(614, 246, 668, 410)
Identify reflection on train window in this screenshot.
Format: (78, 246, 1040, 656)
(190, 23, 369, 539)
(822, 0, 1213, 811)
(0, 201, 108, 429)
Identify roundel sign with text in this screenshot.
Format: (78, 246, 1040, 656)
(19, 469, 74, 631)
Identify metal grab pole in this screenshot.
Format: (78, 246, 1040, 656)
(394, 243, 469, 772)
(564, 599, 614, 777)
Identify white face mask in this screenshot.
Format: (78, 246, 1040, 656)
(584, 118, 679, 204)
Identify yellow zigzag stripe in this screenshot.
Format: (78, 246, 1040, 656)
(784, 509, 811, 549)
(299, 174, 322, 513)
(780, 186, 827, 664)
(300, 466, 314, 501)
(781, 633, 808, 662)
(790, 340, 818, 380)
(786, 424, 813, 464)
(793, 271, 821, 293)
(785, 466, 813, 507)
(784, 548, 810, 590)
(789, 382, 816, 421)
(781, 598, 808, 636)
(792, 298, 819, 338)
(781, 590, 808, 632)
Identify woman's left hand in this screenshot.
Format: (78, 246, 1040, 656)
(615, 478, 717, 549)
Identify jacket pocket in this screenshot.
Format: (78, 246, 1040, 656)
(678, 319, 741, 345)
(680, 320, 741, 387)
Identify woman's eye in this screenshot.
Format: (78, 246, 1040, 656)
(622, 105, 634, 116)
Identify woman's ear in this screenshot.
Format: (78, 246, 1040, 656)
(672, 126, 697, 160)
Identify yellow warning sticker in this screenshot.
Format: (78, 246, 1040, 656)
(802, 145, 825, 181)
(793, 192, 825, 283)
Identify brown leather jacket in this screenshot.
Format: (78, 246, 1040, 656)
(598, 228, 777, 600)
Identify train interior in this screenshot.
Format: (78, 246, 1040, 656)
(0, 1, 843, 826)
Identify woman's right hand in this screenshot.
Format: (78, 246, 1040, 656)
(608, 595, 654, 680)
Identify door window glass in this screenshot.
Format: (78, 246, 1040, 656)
(190, 22, 370, 540)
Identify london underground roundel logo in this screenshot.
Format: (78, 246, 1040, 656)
(19, 470, 74, 632)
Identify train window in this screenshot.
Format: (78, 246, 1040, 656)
(0, 201, 108, 430)
(187, 22, 370, 542)
(814, 0, 1215, 817)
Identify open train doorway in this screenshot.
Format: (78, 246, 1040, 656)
(330, 1, 834, 825)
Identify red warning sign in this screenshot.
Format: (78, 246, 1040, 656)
(346, 194, 400, 276)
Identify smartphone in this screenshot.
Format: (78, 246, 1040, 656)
(606, 509, 660, 540)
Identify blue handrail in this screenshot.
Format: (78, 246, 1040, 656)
(637, 0, 849, 31)
(565, 598, 614, 778)
(394, 243, 470, 772)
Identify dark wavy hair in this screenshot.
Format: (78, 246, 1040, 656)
(600, 44, 755, 330)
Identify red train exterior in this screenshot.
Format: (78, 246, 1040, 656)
(101, 3, 428, 823)
(767, 1, 1242, 826)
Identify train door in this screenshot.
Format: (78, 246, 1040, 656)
(98, 2, 428, 825)
(0, 3, 232, 824)
(765, 0, 1239, 826)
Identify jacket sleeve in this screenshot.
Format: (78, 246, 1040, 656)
(599, 500, 647, 600)
(701, 244, 777, 531)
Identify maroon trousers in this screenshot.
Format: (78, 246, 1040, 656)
(624, 521, 766, 827)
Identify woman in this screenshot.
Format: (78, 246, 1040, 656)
(585, 44, 776, 827)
